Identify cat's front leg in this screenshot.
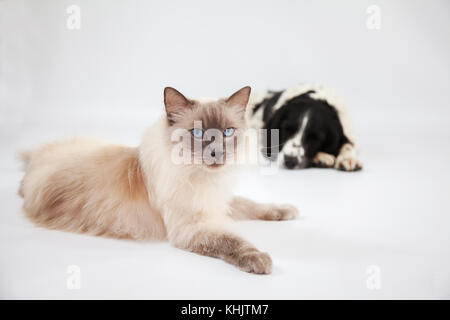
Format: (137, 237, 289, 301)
(229, 196, 299, 221)
(169, 223, 272, 274)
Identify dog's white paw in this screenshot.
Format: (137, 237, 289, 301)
(335, 155, 362, 172)
(313, 152, 336, 168)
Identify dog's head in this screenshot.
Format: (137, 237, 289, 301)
(263, 94, 345, 169)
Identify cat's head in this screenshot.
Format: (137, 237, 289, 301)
(164, 86, 251, 171)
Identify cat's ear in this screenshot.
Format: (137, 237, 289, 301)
(226, 86, 251, 109)
(164, 87, 192, 115)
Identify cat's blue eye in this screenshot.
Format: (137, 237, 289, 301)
(191, 128, 203, 138)
(223, 127, 235, 137)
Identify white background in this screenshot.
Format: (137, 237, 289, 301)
(1, 0, 450, 299)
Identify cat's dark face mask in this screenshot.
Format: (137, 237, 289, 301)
(163, 86, 250, 170)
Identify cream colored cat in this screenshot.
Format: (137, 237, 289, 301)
(18, 86, 298, 274)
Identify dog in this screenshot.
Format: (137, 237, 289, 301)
(247, 84, 362, 171)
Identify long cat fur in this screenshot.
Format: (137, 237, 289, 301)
(18, 86, 298, 274)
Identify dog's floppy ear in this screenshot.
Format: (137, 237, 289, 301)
(262, 109, 286, 158)
(226, 86, 251, 109)
(264, 108, 284, 130)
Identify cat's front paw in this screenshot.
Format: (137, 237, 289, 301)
(237, 251, 272, 274)
(335, 155, 362, 172)
(264, 204, 299, 221)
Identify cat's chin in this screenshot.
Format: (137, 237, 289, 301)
(201, 163, 229, 172)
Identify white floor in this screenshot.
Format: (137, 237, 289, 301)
(1, 101, 450, 299)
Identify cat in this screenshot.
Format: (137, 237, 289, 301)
(18, 86, 299, 274)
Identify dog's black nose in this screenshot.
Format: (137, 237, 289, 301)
(284, 156, 298, 169)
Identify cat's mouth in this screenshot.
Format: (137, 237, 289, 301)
(203, 162, 226, 171)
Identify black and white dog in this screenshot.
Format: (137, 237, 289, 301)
(247, 84, 362, 171)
